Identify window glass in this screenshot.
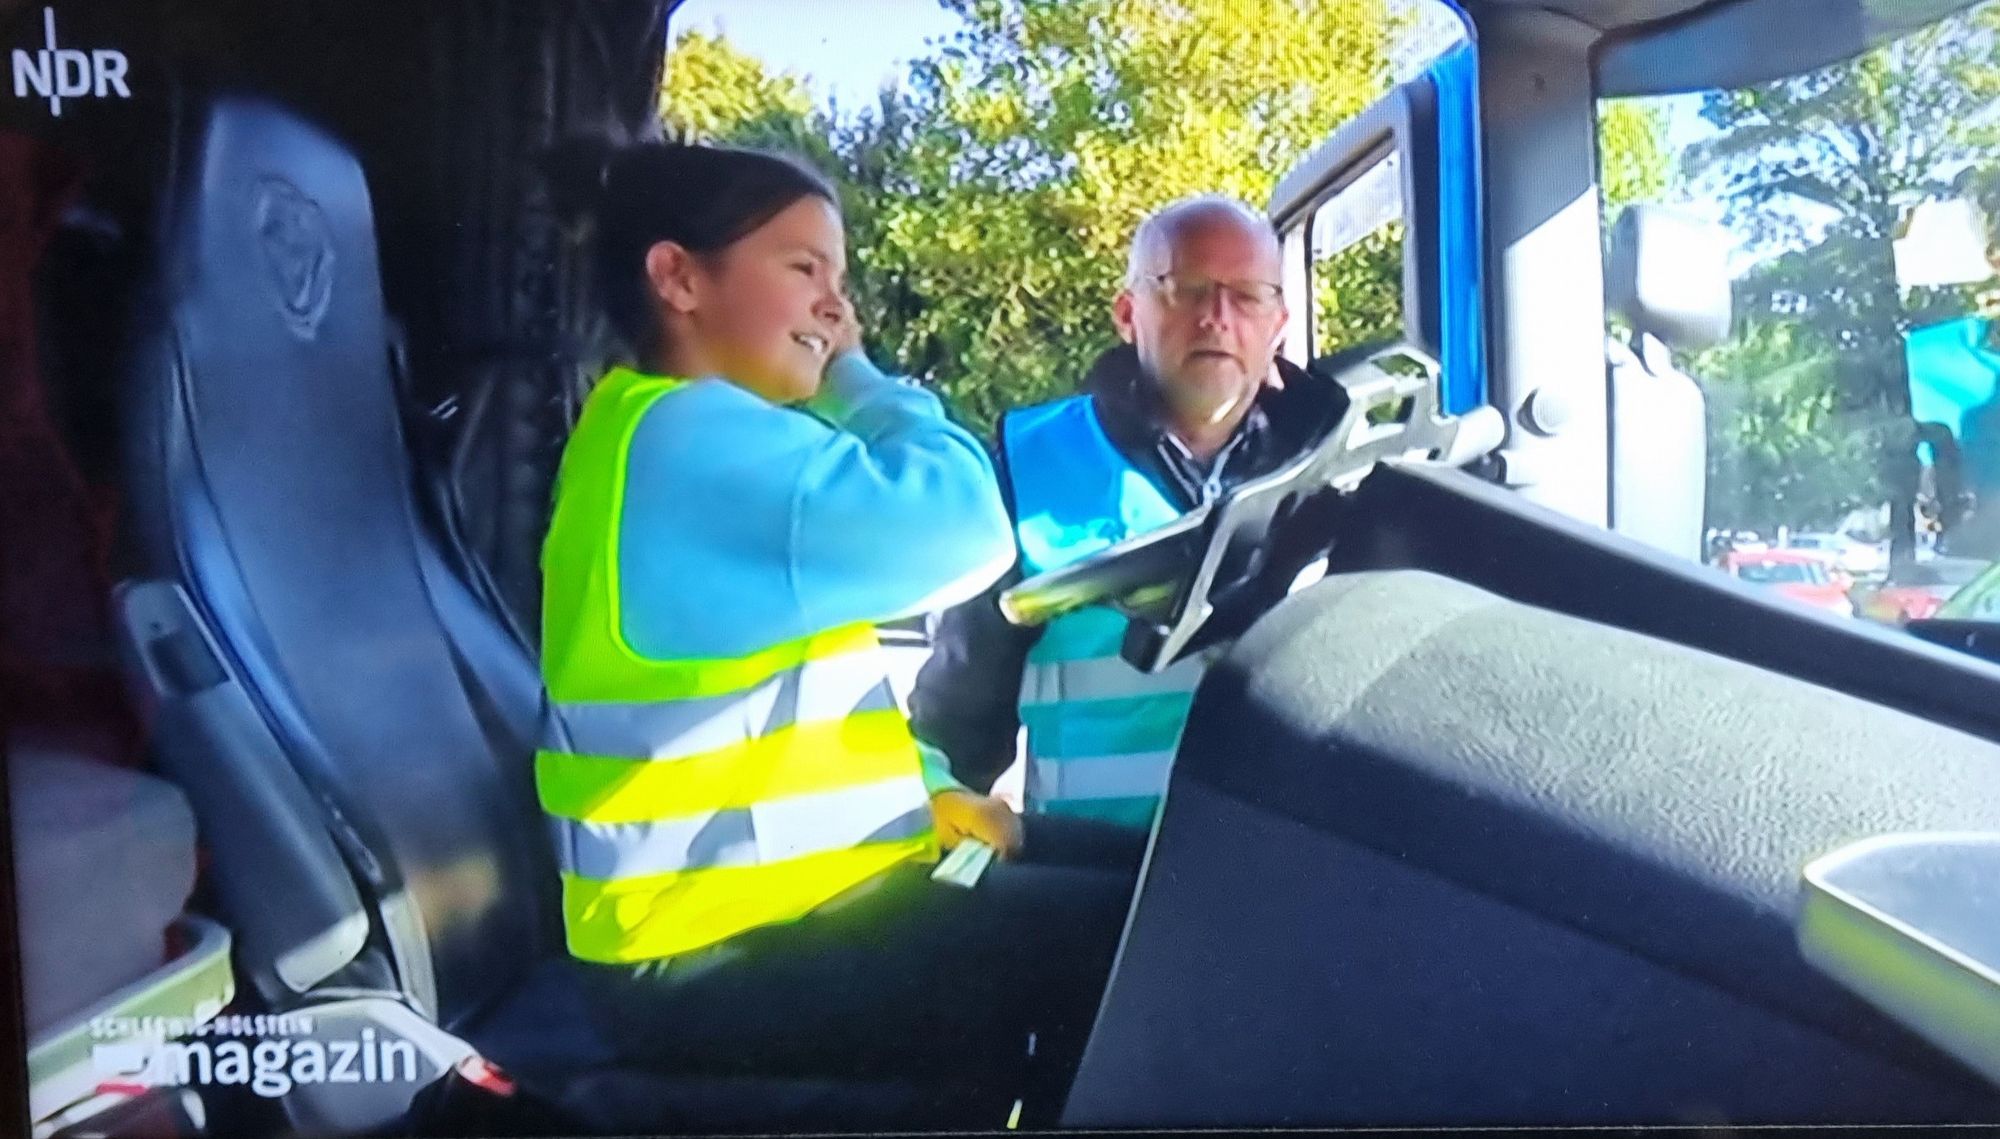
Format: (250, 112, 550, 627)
(1599, 0, 2000, 626)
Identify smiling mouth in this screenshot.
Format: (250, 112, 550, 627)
(792, 333, 829, 360)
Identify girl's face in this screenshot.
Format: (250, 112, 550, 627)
(665, 195, 849, 404)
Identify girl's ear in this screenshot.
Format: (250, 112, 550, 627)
(646, 240, 704, 315)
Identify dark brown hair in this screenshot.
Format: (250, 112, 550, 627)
(546, 138, 837, 365)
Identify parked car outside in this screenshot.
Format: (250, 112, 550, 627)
(1722, 549, 1856, 618)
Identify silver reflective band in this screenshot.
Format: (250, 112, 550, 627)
(1028, 749, 1177, 804)
(564, 809, 758, 878)
(543, 661, 899, 760)
(1019, 653, 1206, 709)
(559, 775, 933, 879)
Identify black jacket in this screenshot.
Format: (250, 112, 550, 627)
(908, 343, 1350, 793)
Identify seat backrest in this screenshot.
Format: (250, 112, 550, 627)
(120, 93, 552, 1026)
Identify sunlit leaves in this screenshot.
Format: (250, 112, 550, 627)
(1681, 9, 2000, 552)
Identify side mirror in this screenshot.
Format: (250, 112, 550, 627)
(1798, 833, 2000, 1089)
(1604, 204, 1729, 563)
(1606, 204, 1732, 352)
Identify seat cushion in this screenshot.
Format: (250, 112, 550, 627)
(455, 957, 1009, 1133)
(7, 747, 197, 1035)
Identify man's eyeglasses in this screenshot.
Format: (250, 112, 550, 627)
(1140, 274, 1285, 316)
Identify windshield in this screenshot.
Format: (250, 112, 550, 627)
(1598, 0, 2000, 625)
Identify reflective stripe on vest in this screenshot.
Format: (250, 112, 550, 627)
(542, 657, 902, 763)
(537, 367, 936, 964)
(555, 780, 933, 880)
(1002, 396, 1204, 827)
(1019, 651, 1208, 708)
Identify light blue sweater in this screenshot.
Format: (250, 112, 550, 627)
(614, 351, 1014, 793)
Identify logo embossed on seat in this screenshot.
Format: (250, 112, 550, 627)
(252, 177, 335, 339)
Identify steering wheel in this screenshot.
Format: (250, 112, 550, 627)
(999, 345, 1502, 673)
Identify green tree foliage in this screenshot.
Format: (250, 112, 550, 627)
(1597, 100, 1670, 212)
(1313, 226, 1405, 357)
(1693, 307, 1879, 533)
(659, 9, 1401, 424)
(660, 2, 1693, 437)
(1683, 10, 2000, 561)
(867, 0, 1399, 427)
(659, 30, 815, 141)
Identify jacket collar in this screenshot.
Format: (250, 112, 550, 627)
(1079, 343, 1347, 501)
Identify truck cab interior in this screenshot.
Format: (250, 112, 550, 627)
(4, 0, 1999, 1135)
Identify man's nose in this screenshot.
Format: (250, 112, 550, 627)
(1196, 292, 1235, 330)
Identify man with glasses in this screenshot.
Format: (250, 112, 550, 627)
(909, 194, 1349, 863)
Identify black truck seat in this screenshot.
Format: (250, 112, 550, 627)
(113, 92, 988, 1134)
(1067, 566, 2000, 1128)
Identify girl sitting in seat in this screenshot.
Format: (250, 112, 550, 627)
(538, 137, 1132, 1126)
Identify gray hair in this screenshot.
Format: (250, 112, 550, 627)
(1124, 195, 1279, 285)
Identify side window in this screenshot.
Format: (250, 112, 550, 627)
(1308, 148, 1408, 368)
(1274, 30, 1485, 416)
(1273, 87, 1438, 378)
(1597, 0, 2000, 630)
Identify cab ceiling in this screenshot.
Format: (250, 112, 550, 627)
(1460, 0, 1987, 96)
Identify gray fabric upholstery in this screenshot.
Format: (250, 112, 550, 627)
(1068, 569, 2000, 1126)
(1205, 569, 2000, 1046)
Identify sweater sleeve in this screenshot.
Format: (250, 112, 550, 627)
(908, 566, 1037, 794)
(615, 354, 1015, 662)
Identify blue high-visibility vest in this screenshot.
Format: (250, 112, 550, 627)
(1001, 396, 1209, 830)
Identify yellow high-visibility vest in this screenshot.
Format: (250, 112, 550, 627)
(537, 366, 938, 964)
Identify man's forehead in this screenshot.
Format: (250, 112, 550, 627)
(1147, 217, 1281, 274)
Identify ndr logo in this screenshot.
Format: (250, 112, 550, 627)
(11, 7, 129, 117)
